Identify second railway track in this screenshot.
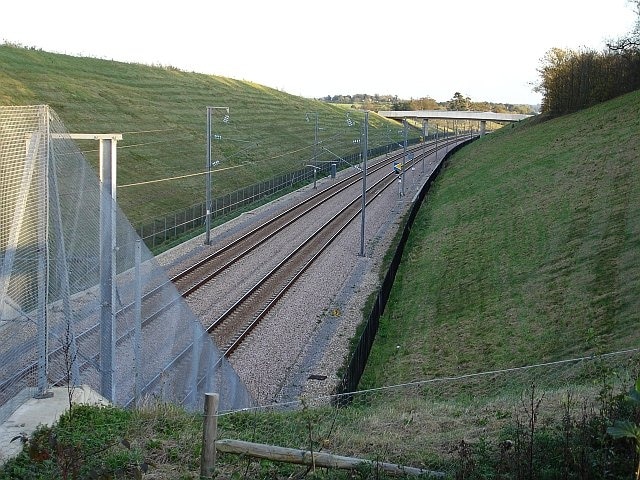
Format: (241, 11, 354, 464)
(184, 135, 470, 357)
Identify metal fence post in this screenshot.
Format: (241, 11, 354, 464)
(35, 116, 50, 398)
(99, 135, 120, 402)
(134, 239, 142, 407)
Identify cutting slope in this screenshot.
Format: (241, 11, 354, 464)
(0, 45, 415, 225)
(362, 90, 640, 387)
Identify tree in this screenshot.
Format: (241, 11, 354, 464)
(409, 96, 440, 110)
(392, 100, 411, 111)
(448, 92, 471, 111)
(607, 0, 640, 52)
(535, 45, 640, 115)
(535, 48, 575, 114)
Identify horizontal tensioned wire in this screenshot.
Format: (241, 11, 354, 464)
(205, 347, 640, 476)
(117, 141, 317, 190)
(220, 347, 640, 415)
(118, 164, 245, 189)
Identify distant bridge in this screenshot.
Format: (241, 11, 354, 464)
(377, 110, 535, 136)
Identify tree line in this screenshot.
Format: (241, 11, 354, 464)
(319, 92, 536, 115)
(536, 1, 640, 115)
(536, 47, 640, 115)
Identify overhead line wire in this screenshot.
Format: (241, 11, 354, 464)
(120, 128, 178, 135)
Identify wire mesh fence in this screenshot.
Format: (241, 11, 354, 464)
(0, 105, 252, 424)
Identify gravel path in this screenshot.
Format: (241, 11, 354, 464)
(156, 143, 460, 407)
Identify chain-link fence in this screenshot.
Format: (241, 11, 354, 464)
(0, 106, 251, 423)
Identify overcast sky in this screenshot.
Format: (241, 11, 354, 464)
(1, 0, 636, 105)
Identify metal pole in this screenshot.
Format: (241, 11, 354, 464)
(360, 111, 368, 257)
(313, 113, 319, 189)
(36, 108, 50, 398)
(205, 107, 212, 245)
(188, 319, 203, 409)
(402, 118, 407, 197)
(422, 119, 427, 173)
(100, 137, 117, 402)
(134, 239, 142, 407)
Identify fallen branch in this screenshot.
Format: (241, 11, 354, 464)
(216, 438, 445, 478)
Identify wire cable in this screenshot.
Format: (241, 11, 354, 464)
(120, 128, 178, 135)
(117, 164, 244, 188)
(219, 346, 640, 415)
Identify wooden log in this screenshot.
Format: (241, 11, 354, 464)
(200, 393, 219, 478)
(215, 438, 445, 478)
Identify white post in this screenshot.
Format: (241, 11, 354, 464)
(36, 108, 50, 398)
(205, 107, 212, 245)
(402, 119, 407, 197)
(205, 107, 230, 246)
(51, 133, 122, 401)
(98, 135, 120, 402)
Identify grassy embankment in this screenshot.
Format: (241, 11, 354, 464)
(361, 89, 640, 390)
(0, 44, 420, 227)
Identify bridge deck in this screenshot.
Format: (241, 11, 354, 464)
(378, 110, 533, 122)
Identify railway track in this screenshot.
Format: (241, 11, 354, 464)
(197, 136, 467, 357)
(0, 134, 471, 408)
(209, 169, 398, 356)
(171, 144, 421, 295)
(171, 136, 462, 299)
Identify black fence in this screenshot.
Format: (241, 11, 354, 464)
(136, 140, 420, 250)
(333, 138, 475, 404)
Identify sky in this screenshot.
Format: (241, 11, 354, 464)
(1, 0, 637, 106)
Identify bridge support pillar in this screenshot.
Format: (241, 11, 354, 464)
(480, 120, 486, 137)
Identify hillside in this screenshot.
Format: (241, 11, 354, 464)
(361, 89, 640, 389)
(0, 45, 420, 225)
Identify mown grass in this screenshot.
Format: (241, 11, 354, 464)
(360, 89, 640, 390)
(0, 44, 419, 225)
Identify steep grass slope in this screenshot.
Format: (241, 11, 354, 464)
(362, 90, 640, 388)
(0, 45, 416, 224)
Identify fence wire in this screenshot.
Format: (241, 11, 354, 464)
(0, 106, 252, 423)
(214, 349, 640, 478)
